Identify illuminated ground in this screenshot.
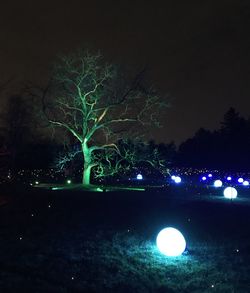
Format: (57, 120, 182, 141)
(0, 184, 250, 292)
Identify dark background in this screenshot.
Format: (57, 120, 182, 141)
(1, 0, 250, 144)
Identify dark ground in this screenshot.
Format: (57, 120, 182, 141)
(0, 184, 250, 292)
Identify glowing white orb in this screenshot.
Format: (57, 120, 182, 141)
(243, 180, 249, 186)
(223, 187, 237, 199)
(227, 176, 232, 181)
(208, 174, 212, 178)
(174, 176, 182, 183)
(156, 227, 186, 256)
(171, 175, 176, 180)
(214, 179, 222, 187)
(137, 174, 143, 180)
(67, 179, 72, 184)
(202, 176, 207, 181)
(238, 178, 244, 183)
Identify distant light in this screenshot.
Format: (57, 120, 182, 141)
(224, 187, 237, 199)
(238, 178, 244, 183)
(227, 176, 232, 181)
(208, 174, 212, 178)
(243, 180, 249, 186)
(202, 176, 207, 181)
(35, 181, 39, 185)
(214, 179, 222, 187)
(171, 175, 176, 180)
(174, 176, 182, 183)
(156, 227, 186, 256)
(67, 179, 72, 184)
(137, 174, 143, 180)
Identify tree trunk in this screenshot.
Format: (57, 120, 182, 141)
(82, 165, 91, 185)
(82, 141, 92, 185)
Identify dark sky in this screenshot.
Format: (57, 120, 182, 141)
(1, 0, 250, 144)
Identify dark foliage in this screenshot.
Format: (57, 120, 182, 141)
(176, 107, 250, 171)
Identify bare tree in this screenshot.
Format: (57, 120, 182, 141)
(38, 50, 169, 185)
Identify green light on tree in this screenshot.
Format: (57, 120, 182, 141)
(36, 50, 169, 186)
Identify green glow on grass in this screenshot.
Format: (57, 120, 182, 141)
(117, 187, 145, 191)
(96, 187, 104, 192)
(52, 187, 61, 190)
(49, 185, 145, 192)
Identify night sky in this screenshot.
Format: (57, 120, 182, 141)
(1, 0, 250, 144)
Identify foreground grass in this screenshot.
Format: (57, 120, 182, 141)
(0, 187, 250, 292)
(1, 231, 248, 292)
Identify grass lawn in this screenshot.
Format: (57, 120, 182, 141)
(0, 184, 250, 292)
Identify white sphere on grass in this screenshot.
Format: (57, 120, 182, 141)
(174, 176, 182, 183)
(136, 174, 143, 180)
(223, 187, 237, 199)
(214, 179, 222, 187)
(156, 227, 186, 256)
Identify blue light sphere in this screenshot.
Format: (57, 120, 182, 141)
(224, 187, 237, 199)
(174, 176, 182, 183)
(171, 175, 176, 180)
(137, 174, 143, 180)
(243, 180, 249, 186)
(227, 176, 232, 181)
(156, 227, 186, 256)
(238, 178, 244, 183)
(214, 179, 223, 187)
(208, 174, 212, 178)
(201, 176, 207, 181)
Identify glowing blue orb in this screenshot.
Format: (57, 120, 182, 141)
(243, 180, 249, 186)
(156, 227, 186, 256)
(238, 178, 244, 183)
(137, 174, 143, 180)
(174, 176, 182, 183)
(202, 176, 207, 181)
(214, 179, 222, 187)
(227, 176, 232, 181)
(208, 174, 212, 178)
(224, 187, 237, 199)
(171, 175, 176, 180)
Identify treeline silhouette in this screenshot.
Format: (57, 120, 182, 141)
(176, 107, 250, 171)
(1, 96, 249, 174)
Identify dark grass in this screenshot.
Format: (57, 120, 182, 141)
(0, 184, 250, 292)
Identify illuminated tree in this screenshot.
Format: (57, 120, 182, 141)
(39, 50, 169, 185)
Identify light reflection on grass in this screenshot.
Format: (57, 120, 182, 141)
(59, 231, 245, 292)
(40, 184, 145, 192)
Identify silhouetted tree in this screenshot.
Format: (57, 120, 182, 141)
(37, 50, 169, 185)
(4, 94, 36, 170)
(177, 107, 250, 171)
